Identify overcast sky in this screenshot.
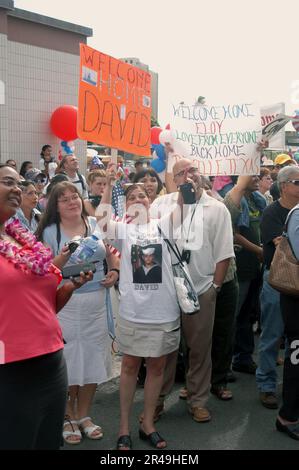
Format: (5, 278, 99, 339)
(14, 0, 299, 128)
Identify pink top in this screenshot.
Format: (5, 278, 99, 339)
(212, 176, 233, 192)
(0, 256, 64, 364)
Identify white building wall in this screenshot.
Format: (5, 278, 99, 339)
(6, 40, 86, 170)
(0, 32, 9, 162)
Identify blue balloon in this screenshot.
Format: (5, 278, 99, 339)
(61, 140, 73, 154)
(155, 144, 165, 161)
(150, 159, 166, 173)
(151, 143, 160, 151)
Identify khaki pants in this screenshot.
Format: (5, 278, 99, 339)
(158, 286, 217, 408)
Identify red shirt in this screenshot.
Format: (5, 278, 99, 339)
(0, 256, 64, 364)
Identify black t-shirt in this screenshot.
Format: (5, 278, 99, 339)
(236, 195, 262, 281)
(261, 200, 290, 269)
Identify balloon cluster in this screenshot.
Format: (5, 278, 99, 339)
(150, 125, 188, 173)
(150, 126, 177, 173)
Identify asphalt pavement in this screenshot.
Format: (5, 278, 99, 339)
(64, 350, 298, 451)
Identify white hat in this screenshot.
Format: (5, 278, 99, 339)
(142, 247, 155, 255)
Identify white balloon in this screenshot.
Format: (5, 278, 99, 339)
(159, 129, 176, 146)
(172, 139, 190, 157)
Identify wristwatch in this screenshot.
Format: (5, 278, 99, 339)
(212, 282, 221, 293)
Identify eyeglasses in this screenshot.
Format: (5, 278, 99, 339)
(0, 178, 22, 188)
(35, 178, 47, 184)
(58, 194, 80, 204)
(287, 180, 299, 186)
(174, 167, 198, 178)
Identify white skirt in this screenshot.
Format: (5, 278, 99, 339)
(58, 289, 112, 386)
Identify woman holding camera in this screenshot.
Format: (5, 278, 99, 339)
(37, 181, 119, 444)
(0, 164, 92, 449)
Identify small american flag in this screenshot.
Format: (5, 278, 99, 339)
(106, 213, 133, 258)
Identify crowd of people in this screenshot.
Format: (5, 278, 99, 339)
(0, 145, 298, 449)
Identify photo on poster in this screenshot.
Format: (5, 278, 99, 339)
(131, 244, 162, 284)
(82, 66, 98, 86)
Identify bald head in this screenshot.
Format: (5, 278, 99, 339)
(172, 158, 202, 196)
(172, 158, 192, 177)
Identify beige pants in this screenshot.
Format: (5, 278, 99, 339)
(158, 286, 217, 408)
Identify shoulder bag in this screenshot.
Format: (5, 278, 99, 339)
(268, 209, 299, 297)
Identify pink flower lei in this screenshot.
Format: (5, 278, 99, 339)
(0, 219, 53, 276)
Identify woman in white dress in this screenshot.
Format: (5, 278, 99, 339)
(36, 181, 119, 444)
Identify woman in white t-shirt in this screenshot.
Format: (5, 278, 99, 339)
(99, 171, 181, 450)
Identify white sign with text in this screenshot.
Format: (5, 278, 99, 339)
(171, 102, 261, 176)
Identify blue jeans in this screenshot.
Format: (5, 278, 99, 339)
(256, 270, 284, 392)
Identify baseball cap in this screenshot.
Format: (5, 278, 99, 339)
(24, 168, 45, 182)
(274, 154, 292, 166)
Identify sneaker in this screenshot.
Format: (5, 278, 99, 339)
(232, 362, 257, 375)
(260, 392, 278, 409)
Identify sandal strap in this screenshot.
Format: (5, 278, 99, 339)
(63, 429, 82, 438)
(117, 435, 132, 449)
(81, 424, 102, 436)
(147, 431, 165, 446)
(77, 416, 91, 425)
(63, 419, 78, 432)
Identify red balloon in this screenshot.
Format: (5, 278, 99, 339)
(151, 126, 162, 145)
(50, 105, 78, 141)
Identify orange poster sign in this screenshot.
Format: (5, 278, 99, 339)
(78, 44, 152, 156)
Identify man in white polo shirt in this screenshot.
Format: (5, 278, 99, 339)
(151, 158, 234, 423)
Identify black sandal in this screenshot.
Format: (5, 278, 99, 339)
(139, 429, 167, 449)
(116, 434, 132, 450)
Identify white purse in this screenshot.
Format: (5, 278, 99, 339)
(164, 238, 200, 315)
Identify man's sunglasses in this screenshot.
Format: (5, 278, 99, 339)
(287, 180, 299, 186)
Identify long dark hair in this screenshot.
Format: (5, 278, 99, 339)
(40, 144, 52, 158)
(19, 161, 32, 177)
(132, 168, 163, 194)
(36, 181, 88, 241)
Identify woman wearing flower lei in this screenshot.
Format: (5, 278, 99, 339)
(0, 164, 93, 450)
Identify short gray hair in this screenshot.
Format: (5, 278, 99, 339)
(277, 165, 299, 190)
